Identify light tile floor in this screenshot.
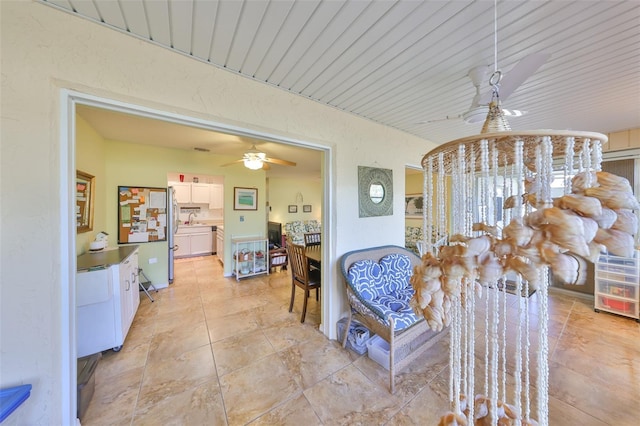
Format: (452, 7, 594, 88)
(82, 255, 640, 425)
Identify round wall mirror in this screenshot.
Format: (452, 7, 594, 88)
(358, 166, 393, 217)
(369, 183, 384, 204)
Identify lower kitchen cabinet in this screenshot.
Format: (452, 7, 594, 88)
(175, 225, 213, 258)
(216, 226, 224, 264)
(119, 249, 139, 334)
(191, 232, 212, 255)
(76, 246, 140, 357)
(174, 234, 191, 258)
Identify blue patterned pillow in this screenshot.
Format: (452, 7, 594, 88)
(347, 260, 384, 301)
(376, 294, 420, 330)
(379, 254, 413, 293)
(347, 255, 420, 331)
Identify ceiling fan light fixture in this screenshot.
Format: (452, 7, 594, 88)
(243, 147, 266, 170)
(243, 158, 263, 170)
(243, 155, 264, 170)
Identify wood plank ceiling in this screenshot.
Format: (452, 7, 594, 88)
(42, 0, 639, 147)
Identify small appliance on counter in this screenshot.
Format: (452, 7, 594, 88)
(89, 231, 109, 251)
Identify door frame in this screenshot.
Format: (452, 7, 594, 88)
(60, 89, 333, 423)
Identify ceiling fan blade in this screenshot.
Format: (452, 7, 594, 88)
(415, 115, 462, 124)
(220, 159, 244, 167)
(468, 65, 490, 108)
(502, 108, 526, 117)
(264, 157, 296, 167)
(261, 162, 271, 170)
(478, 52, 550, 105)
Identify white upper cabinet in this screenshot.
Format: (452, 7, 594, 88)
(170, 181, 214, 204)
(209, 183, 224, 209)
(191, 183, 211, 204)
(171, 182, 192, 203)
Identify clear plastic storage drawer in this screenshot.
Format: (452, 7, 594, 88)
(597, 295, 637, 316)
(596, 270, 639, 284)
(597, 280, 637, 300)
(596, 263, 638, 277)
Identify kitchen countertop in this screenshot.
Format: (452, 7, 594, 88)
(179, 223, 212, 229)
(77, 245, 139, 271)
(186, 219, 223, 226)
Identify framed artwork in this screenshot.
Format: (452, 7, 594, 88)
(233, 187, 258, 210)
(405, 193, 424, 218)
(303, 204, 312, 213)
(288, 205, 298, 213)
(76, 170, 95, 233)
(358, 166, 393, 217)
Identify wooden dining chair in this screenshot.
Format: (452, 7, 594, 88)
(286, 241, 321, 323)
(303, 232, 321, 246)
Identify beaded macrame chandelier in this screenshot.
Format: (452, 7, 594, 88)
(409, 2, 638, 426)
(416, 129, 617, 426)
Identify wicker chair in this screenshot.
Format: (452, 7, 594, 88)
(339, 245, 446, 393)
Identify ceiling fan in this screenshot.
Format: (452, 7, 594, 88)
(424, 52, 550, 124)
(222, 144, 297, 170)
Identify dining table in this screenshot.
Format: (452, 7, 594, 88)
(304, 244, 322, 268)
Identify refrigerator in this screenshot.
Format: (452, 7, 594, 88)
(167, 186, 179, 283)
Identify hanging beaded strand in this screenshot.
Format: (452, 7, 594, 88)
(564, 137, 575, 196)
(467, 147, 476, 236)
(582, 139, 592, 188)
(449, 148, 461, 414)
(426, 156, 434, 252)
(537, 136, 553, 426)
(438, 152, 446, 246)
(464, 140, 475, 421)
(467, 273, 476, 421)
(513, 139, 525, 421)
(592, 139, 602, 172)
(423, 163, 429, 248)
(457, 144, 469, 403)
(453, 291, 462, 415)
(488, 140, 500, 423)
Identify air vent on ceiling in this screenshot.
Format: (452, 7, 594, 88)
(193, 147, 210, 152)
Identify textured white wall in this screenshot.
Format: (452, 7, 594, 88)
(0, 1, 435, 423)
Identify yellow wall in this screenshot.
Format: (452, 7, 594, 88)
(268, 177, 322, 224)
(76, 115, 108, 253)
(405, 171, 423, 194)
(405, 171, 423, 230)
(77, 115, 269, 283)
(605, 128, 640, 151)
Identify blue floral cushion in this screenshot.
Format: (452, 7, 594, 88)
(347, 260, 384, 301)
(347, 255, 420, 331)
(379, 254, 413, 293)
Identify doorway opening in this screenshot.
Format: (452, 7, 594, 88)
(62, 90, 333, 422)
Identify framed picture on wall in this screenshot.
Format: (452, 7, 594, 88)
(234, 187, 258, 210)
(288, 205, 298, 213)
(303, 205, 312, 213)
(76, 170, 95, 233)
(405, 193, 424, 218)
